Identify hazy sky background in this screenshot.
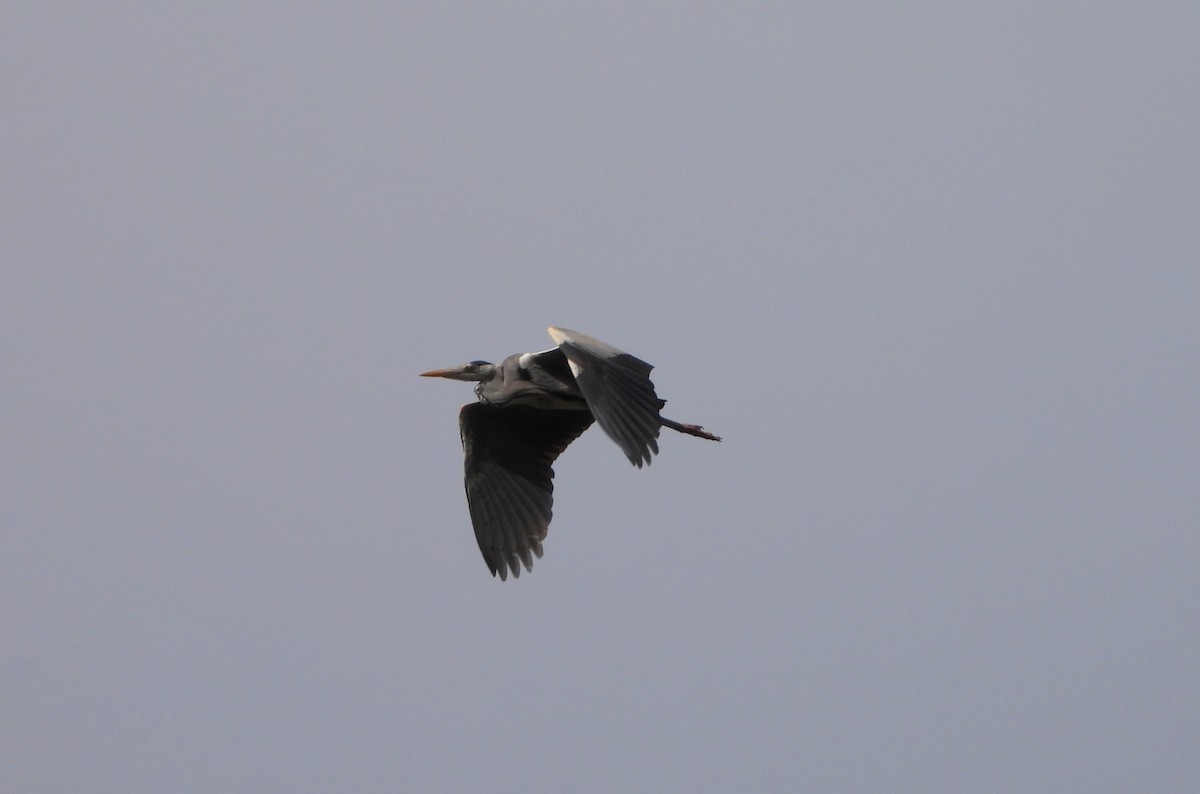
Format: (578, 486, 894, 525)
(4, 3, 1197, 791)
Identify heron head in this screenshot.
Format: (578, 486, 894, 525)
(420, 360, 497, 382)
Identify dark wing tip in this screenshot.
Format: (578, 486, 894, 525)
(482, 536, 545, 580)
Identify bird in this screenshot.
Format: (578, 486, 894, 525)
(421, 326, 720, 580)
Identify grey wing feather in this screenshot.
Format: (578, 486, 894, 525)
(547, 326, 665, 467)
(459, 403, 594, 580)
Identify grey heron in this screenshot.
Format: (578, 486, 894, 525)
(421, 326, 720, 580)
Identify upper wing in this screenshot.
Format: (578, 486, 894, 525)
(547, 326, 665, 467)
(459, 402, 594, 580)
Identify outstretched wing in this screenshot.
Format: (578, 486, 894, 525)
(459, 403, 594, 580)
(548, 326, 665, 467)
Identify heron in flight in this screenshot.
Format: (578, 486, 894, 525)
(422, 326, 720, 580)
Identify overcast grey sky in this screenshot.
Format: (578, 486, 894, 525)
(3, 3, 1197, 792)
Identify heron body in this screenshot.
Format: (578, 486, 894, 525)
(422, 326, 720, 580)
